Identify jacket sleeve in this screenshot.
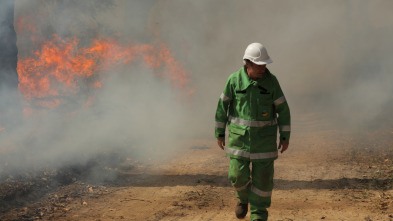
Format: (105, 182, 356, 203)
(272, 76, 291, 143)
(214, 77, 234, 139)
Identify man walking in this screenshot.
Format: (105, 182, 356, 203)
(215, 43, 291, 221)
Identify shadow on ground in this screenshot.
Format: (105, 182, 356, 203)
(110, 173, 393, 190)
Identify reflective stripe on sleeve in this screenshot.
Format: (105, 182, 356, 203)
(251, 185, 272, 197)
(215, 121, 226, 128)
(220, 93, 231, 102)
(273, 96, 286, 106)
(225, 147, 278, 160)
(279, 125, 291, 132)
(228, 115, 277, 127)
(235, 180, 251, 191)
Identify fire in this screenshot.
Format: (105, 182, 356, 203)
(17, 25, 194, 108)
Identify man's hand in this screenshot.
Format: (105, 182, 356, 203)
(278, 141, 289, 153)
(217, 138, 225, 150)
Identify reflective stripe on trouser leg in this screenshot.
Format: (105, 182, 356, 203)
(228, 158, 250, 204)
(249, 160, 274, 221)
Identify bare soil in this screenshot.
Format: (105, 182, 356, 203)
(1, 128, 393, 221)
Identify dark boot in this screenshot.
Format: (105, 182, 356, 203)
(235, 202, 248, 219)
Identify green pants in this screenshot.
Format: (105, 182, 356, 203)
(228, 158, 274, 221)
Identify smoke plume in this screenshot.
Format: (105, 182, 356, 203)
(1, 0, 393, 180)
(147, 0, 393, 132)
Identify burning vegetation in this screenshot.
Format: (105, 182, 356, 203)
(16, 25, 194, 109)
(1, 1, 195, 219)
(1, 0, 195, 174)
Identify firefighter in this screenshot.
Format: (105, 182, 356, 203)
(215, 42, 290, 221)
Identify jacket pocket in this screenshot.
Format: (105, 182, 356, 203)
(254, 125, 278, 151)
(228, 124, 246, 148)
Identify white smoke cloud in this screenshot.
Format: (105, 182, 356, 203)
(149, 0, 393, 132)
(2, 0, 393, 179)
(1, 0, 189, 179)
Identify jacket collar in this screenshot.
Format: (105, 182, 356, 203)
(239, 66, 271, 90)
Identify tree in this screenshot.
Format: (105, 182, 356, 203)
(0, 0, 18, 89)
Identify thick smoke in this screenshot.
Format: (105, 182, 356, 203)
(1, 0, 189, 180)
(1, 0, 393, 180)
(149, 0, 393, 132)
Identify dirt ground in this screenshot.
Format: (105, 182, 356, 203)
(1, 125, 393, 221)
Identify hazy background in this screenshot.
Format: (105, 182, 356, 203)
(147, 0, 393, 132)
(0, 0, 392, 179)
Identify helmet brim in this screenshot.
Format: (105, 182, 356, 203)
(253, 58, 273, 65)
(243, 58, 273, 65)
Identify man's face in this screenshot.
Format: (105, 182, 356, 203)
(246, 61, 266, 80)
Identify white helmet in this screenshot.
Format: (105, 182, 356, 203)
(243, 43, 272, 65)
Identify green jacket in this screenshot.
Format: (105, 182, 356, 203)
(215, 67, 291, 162)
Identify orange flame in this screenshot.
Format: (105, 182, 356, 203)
(17, 25, 194, 108)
